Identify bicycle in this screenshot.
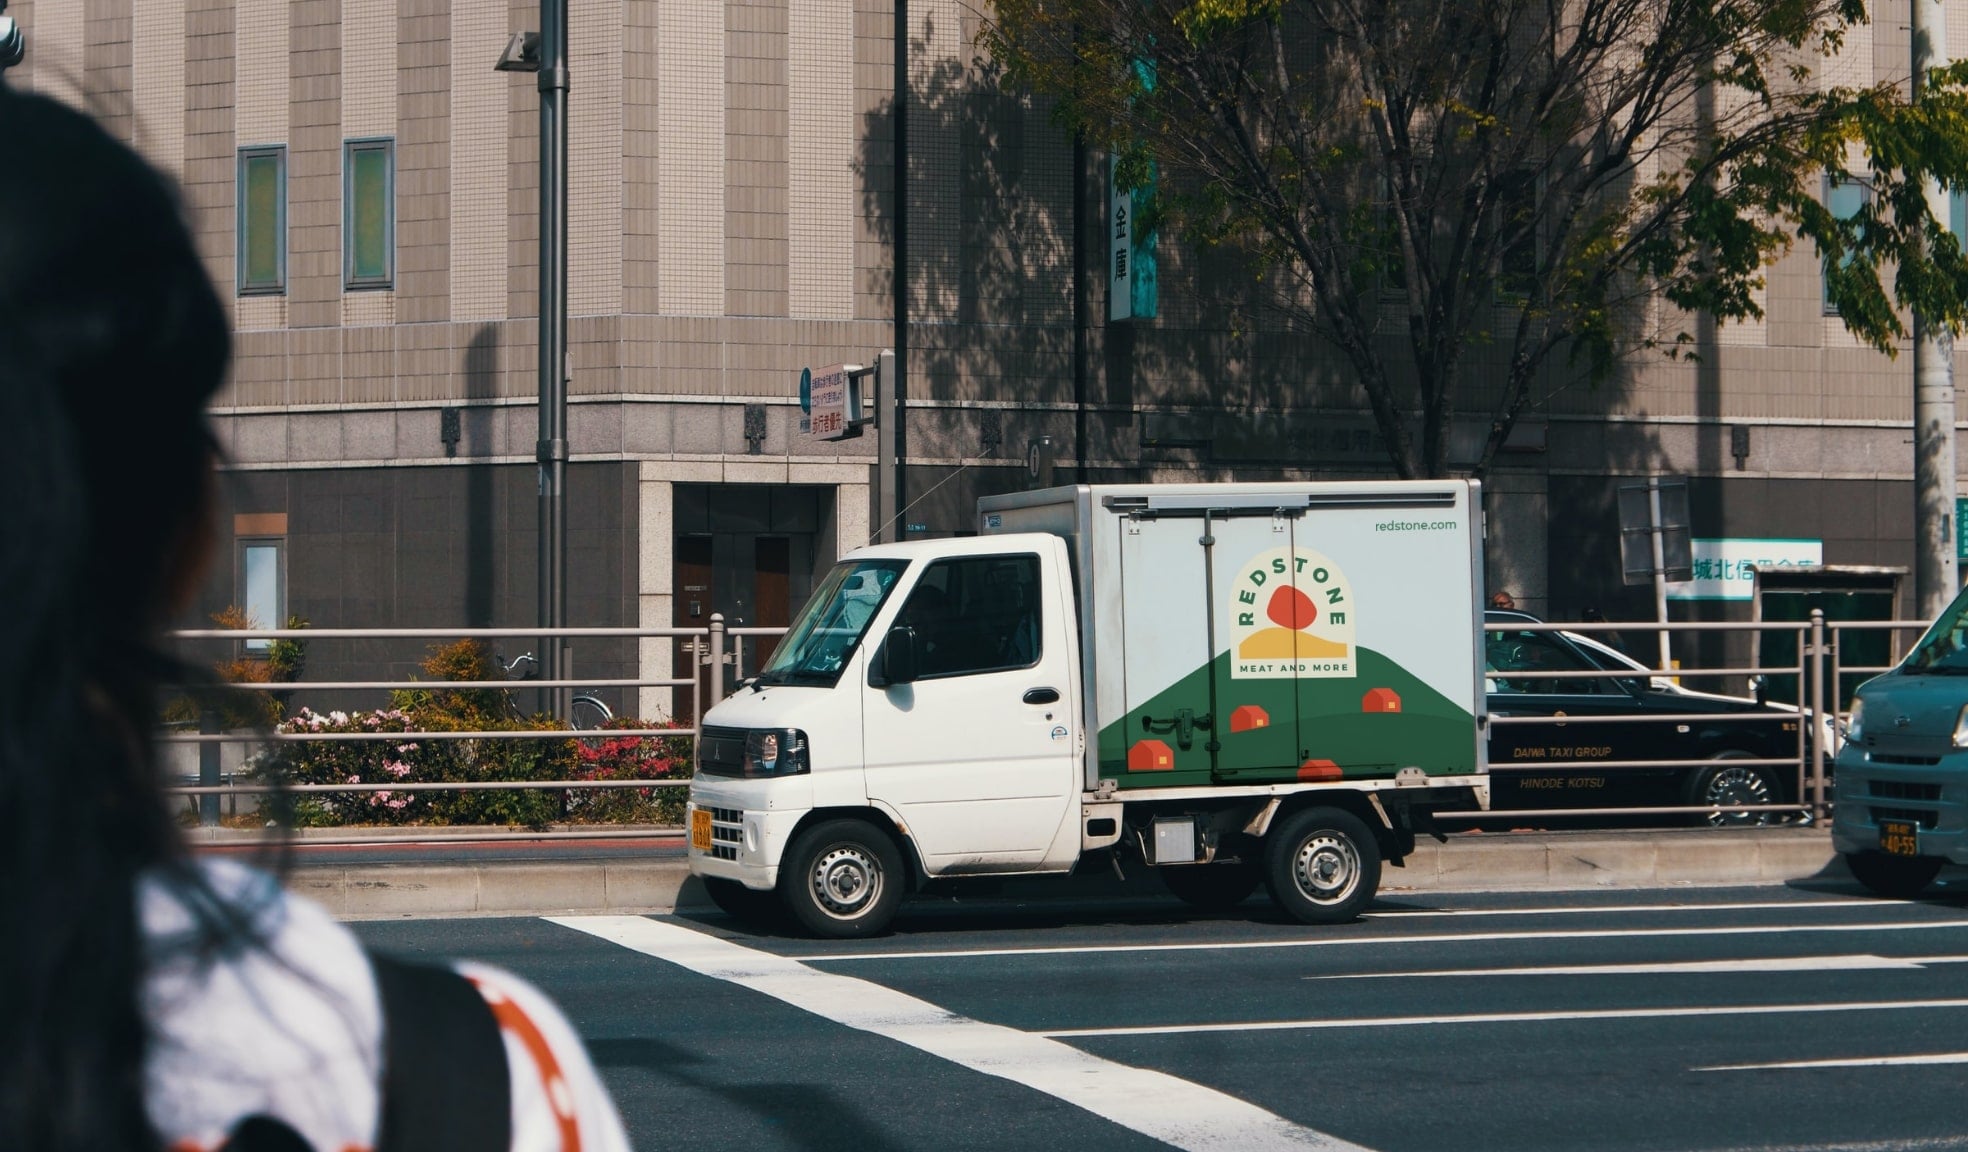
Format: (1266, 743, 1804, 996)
(497, 652, 614, 730)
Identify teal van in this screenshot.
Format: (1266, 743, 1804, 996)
(1831, 586, 1968, 896)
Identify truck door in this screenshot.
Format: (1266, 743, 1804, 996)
(862, 545, 1078, 869)
(1113, 509, 1315, 784)
(1114, 513, 1218, 786)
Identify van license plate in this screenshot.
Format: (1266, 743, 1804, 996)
(1880, 819, 1919, 857)
(690, 808, 712, 851)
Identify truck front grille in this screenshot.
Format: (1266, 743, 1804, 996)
(709, 805, 743, 860)
(1871, 753, 1942, 767)
(1870, 779, 1943, 801)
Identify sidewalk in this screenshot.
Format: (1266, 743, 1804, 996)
(258, 826, 1853, 920)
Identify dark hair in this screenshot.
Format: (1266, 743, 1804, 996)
(0, 89, 231, 1150)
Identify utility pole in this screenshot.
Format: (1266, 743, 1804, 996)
(1914, 0, 1960, 619)
(537, 0, 571, 716)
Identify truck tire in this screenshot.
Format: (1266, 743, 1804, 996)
(1264, 807, 1380, 924)
(702, 876, 785, 927)
(1159, 858, 1263, 911)
(779, 818, 905, 938)
(1845, 851, 1943, 900)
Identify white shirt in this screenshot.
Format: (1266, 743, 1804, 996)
(141, 858, 632, 1152)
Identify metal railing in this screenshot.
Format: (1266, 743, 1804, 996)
(163, 614, 782, 843)
(164, 608, 1937, 843)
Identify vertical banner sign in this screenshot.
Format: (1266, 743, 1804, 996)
(1107, 155, 1159, 322)
(1109, 154, 1133, 322)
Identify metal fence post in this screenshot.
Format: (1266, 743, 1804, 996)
(709, 613, 726, 705)
(1810, 608, 1828, 824)
(199, 708, 220, 827)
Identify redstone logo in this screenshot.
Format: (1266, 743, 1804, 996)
(1226, 546, 1355, 680)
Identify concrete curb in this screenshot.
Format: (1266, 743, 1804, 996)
(290, 827, 1848, 920)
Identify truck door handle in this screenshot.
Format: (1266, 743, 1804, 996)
(1023, 687, 1060, 705)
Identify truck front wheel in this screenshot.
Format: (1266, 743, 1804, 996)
(1845, 851, 1943, 900)
(780, 818, 905, 938)
(1265, 807, 1380, 924)
(1159, 858, 1263, 911)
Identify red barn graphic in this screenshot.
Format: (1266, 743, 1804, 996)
(1129, 739, 1176, 771)
(1229, 705, 1270, 733)
(1362, 687, 1402, 713)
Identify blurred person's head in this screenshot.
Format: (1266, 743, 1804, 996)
(0, 88, 230, 1150)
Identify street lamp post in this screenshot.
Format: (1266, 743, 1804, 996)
(496, 0, 570, 718)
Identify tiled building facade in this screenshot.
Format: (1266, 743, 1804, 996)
(9, 0, 1968, 712)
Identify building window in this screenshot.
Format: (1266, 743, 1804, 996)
(240, 540, 284, 653)
(1823, 174, 1868, 316)
(344, 138, 394, 289)
(236, 146, 287, 295)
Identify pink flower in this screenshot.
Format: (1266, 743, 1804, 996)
(346, 774, 361, 784)
(384, 760, 412, 778)
(387, 797, 409, 810)
(329, 711, 349, 725)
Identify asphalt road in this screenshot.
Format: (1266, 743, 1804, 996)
(355, 878, 1968, 1152)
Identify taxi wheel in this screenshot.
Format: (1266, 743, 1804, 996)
(1264, 807, 1380, 924)
(780, 818, 905, 938)
(1687, 751, 1781, 827)
(702, 877, 785, 927)
(1846, 852, 1943, 900)
(1160, 857, 1263, 911)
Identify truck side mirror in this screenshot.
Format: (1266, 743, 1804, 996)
(876, 626, 919, 686)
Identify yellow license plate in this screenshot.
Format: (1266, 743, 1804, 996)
(1880, 819, 1919, 857)
(690, 808, 712, 851)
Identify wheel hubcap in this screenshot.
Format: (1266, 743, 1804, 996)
(1292, 833, 1360, 905)
(1705, 764, 1774, 826)
(811, 845, 882, 919)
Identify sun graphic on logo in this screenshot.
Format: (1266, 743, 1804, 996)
(1238, 584, 1349, 659)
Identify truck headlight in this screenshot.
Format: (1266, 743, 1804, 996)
(1953, 706, 1968, 748)
(744, 728, 810, 777)
(1846, 699, 1864, 744)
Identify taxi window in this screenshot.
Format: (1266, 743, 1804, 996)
(1486, 632, 1603, 695)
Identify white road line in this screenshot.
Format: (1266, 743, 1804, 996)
(1365, 898, 1881, 919)
(1305, 954, 1947, 979)
(1037, 998, 1968, 1040)
(548, 915, 1373, 1152)
(1699, 1052, 1968, 1071)
(814, 919, 1968, 963)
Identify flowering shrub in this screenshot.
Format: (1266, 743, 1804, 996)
(249, 640, 700, 828)
(566, 718, 695, 825)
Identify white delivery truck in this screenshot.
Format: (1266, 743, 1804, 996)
(686, 481, 1491, 937)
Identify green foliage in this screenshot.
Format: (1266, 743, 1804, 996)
(981, 0, 1968, 478)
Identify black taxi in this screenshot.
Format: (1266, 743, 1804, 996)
(1484, 611, 1834, 825)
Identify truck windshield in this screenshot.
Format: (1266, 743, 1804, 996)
(1904, 584, 1968, 674)
(754, 559, 908, 687)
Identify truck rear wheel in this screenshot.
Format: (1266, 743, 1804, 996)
(1845, 851, 1943, 900)
(780, 818, 905, 938)
(1159, 858, 1263, 911)
(1264, 807, 1380, 924)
